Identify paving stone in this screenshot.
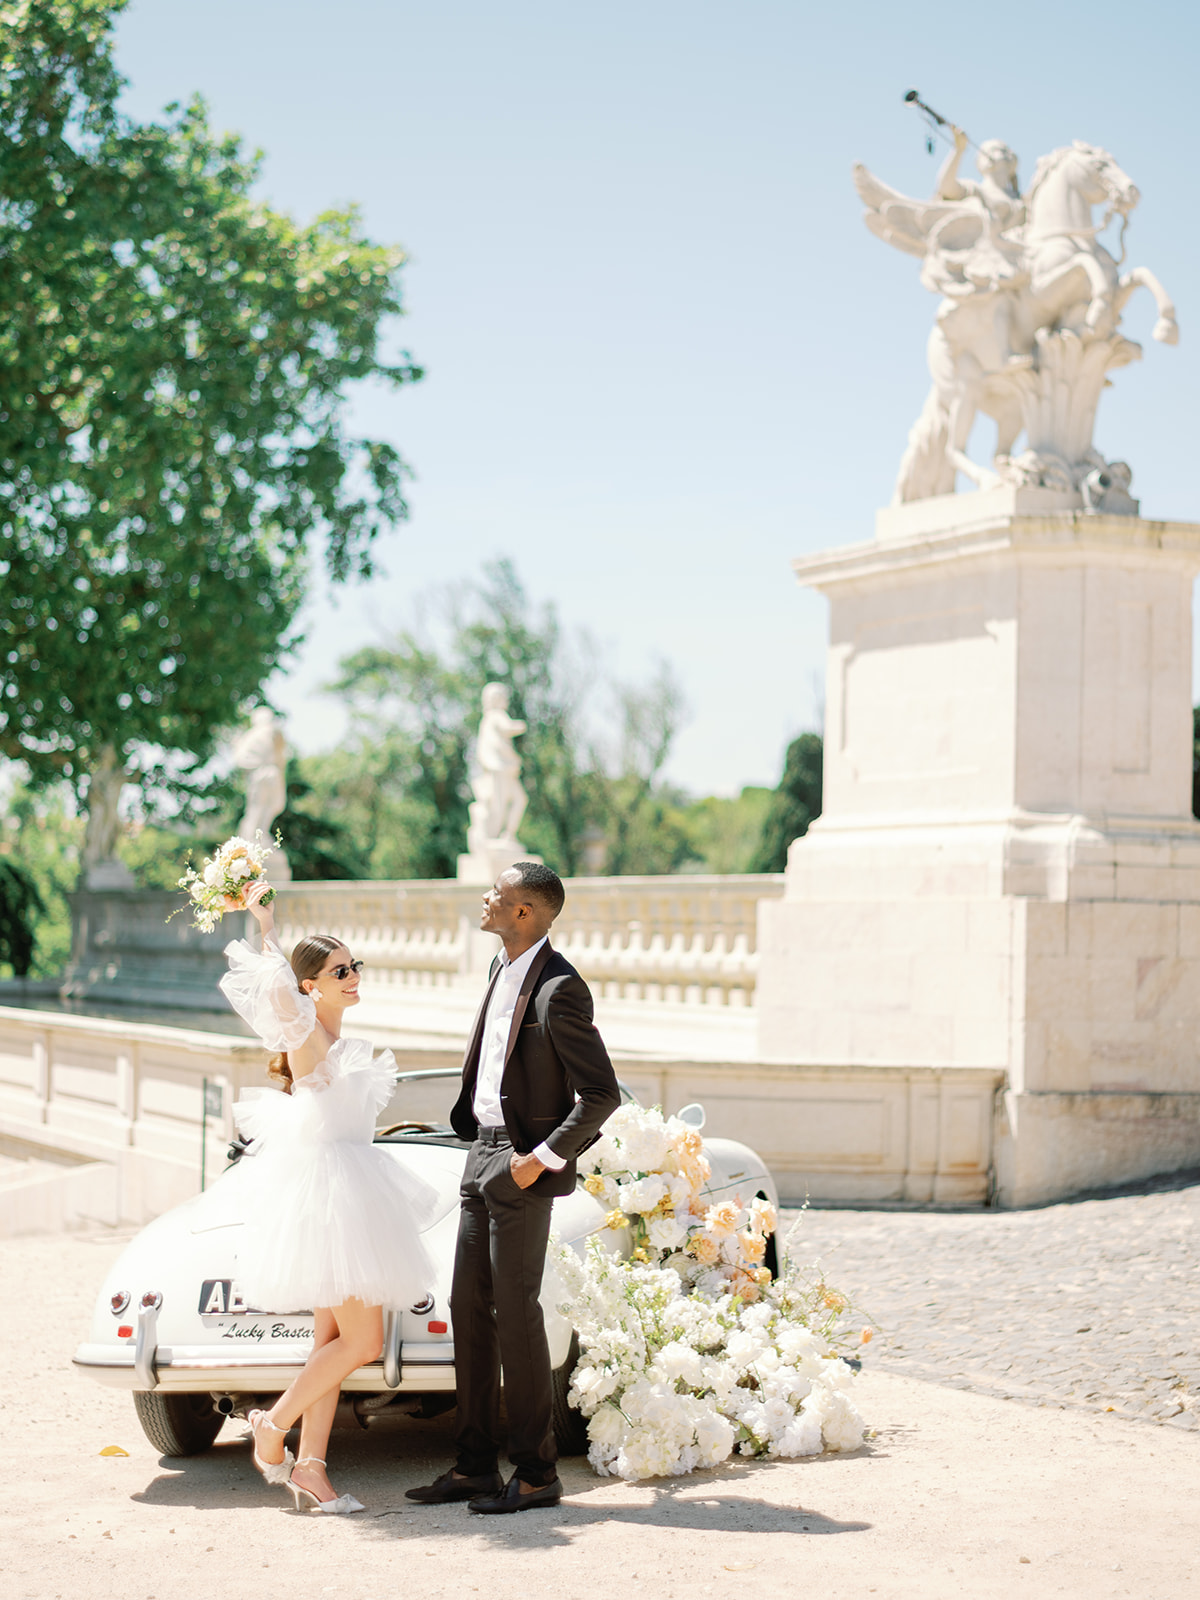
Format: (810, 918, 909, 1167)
(781, 1173, 1200, 1429)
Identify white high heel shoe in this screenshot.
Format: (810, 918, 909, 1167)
(248, 1409, 295, 1486)
(287, 1457, 365, 1515)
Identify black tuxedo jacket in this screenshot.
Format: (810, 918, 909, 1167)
(450, 941, 620, 1198)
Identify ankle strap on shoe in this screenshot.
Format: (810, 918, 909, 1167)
(296, 1457, 326, 1467)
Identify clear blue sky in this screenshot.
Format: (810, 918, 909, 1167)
(114, 0, 1199, 795)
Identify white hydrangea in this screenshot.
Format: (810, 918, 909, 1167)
(618, 1174, 669, 1214)
(556, 1233, 866, 1483)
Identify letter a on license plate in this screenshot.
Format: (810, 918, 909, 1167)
(199, 1279, 247, 1315)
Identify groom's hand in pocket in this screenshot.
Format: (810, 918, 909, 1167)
(510, 1151, 545, 1190)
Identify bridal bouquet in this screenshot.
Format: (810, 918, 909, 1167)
(553, 1227, 867, 1482)
(556, 1102, 868, 1480)
(174, 832, 277, 933)
(580, 1102, 777, 1300)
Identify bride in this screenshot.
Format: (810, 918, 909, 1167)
(218, 880, 437, 1514)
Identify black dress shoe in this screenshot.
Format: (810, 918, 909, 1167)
(405, 1468, 504, 1503)
(468, 1474, 563, 1514)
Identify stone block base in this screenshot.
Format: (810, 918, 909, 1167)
(996, 1090, 1200, 1207)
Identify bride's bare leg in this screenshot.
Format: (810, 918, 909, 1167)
(291, 1308, 340, 1500)
(264, 1299, 383, 1457)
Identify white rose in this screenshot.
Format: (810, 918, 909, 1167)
(586, 1404, 627, 1449)
(652, 1340, 703, 1388)
(203, 863, 221, 886)
(647, 1215, 688, 1253)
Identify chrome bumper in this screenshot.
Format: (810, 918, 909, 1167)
(73, 1336, 456, 1394)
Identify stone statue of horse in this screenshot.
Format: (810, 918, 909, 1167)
(856, 139, 1179, 505)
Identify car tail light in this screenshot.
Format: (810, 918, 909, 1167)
(117, 1325, 133, 1339)
(110, 1290, 130, 1316)
(428, 1320, 448, 1334)
(140, 1290, 163, 1311)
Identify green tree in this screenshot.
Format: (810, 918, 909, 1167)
(752, 732, 823, 872)
(313, 561, 688, 879)
(680, 786, 774, 874)
(0, 0, 420, 873)
(0, 776, 83, 975)
(0, 857, 43, 976)
(271, 759, 371, 881)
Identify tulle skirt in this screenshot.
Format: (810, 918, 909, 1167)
(233, 1136, 439, 1313)
(218, 1038, 441, 1312)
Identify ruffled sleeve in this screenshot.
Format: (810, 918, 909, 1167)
(219, 937, 317, 1051)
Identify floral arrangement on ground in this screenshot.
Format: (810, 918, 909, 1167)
(554, 1102, 869, 1481)
(174, 831, 277, 932)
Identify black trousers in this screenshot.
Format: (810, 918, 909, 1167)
(450, 1133, 558, 1486)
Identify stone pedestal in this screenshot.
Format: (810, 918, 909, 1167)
(757, 486, 1200, 1205)
(456, 839, 539, 887)
(61, 890, 250, 1013)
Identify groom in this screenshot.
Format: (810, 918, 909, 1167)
(407, 861, 620, 1514)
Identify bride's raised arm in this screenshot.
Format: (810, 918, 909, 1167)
(218, 880, 317, 1054)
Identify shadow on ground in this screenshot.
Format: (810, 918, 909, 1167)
(128, 1412, 874, 1541)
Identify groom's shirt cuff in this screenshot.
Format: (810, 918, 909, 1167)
(533, 1141, 566, 1171)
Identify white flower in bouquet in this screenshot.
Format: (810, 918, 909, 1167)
(607, 1104, 673, 1173)
(561, 1112, 867, 1482)
(618, 1173, 669, 1214)
(775, 1408, 824, 1458)
(587, 1404, 626, 1450)
(651, 1339, 705, 1388)
(647, 1214, 689, 1253)
(172, 831, 279, 933)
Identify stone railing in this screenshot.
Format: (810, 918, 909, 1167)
(273, 874, 785, 1007)
(0, 1005, 266, 1228)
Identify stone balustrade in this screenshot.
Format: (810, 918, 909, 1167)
(272, 874, 784, 1007)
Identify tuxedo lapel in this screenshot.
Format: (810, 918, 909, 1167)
(504, 940, 554, 1065)
(460, 959, 502, 1088)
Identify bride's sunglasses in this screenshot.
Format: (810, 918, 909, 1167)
(323, 959, 365, 981)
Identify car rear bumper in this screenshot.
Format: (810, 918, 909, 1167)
(72, 1343, 456, 1394)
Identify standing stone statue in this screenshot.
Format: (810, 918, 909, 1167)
(230, 707, 291, 880)
(457, 684, 539, 884)
(854, 129, 1179, 507)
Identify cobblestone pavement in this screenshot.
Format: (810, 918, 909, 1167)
(780, 1171, 1200, 1431)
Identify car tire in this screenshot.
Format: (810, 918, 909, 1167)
(550, 1331, 590, 1456)
(132, 1391, 224, 1457)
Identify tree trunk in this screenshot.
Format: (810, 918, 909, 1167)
(81, 744, 134, 888)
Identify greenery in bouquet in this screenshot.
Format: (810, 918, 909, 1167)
(173, 833, 278, 932)
(556, 1103, 869, 1480)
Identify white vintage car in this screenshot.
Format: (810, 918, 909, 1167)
(74, 1071, 779, 1458)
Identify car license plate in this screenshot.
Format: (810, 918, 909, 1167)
(198, 1278, 249, 1316)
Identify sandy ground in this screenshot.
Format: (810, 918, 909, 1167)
(4, 1231, 1198, 1600)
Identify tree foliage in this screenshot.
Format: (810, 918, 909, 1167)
(0, 0, 419, 850)
(0, 856, 43, 976)
(291, 561, 690, 879)
(751, 732, 823, 872)
(0, 776, 81, 975)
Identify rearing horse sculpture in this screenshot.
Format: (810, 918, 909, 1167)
(854, 138, 1178, 506)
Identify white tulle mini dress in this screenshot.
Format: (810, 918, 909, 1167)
(215, 938, 439, 1313)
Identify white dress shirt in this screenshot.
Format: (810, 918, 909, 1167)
(472, 935, 565, 1171)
